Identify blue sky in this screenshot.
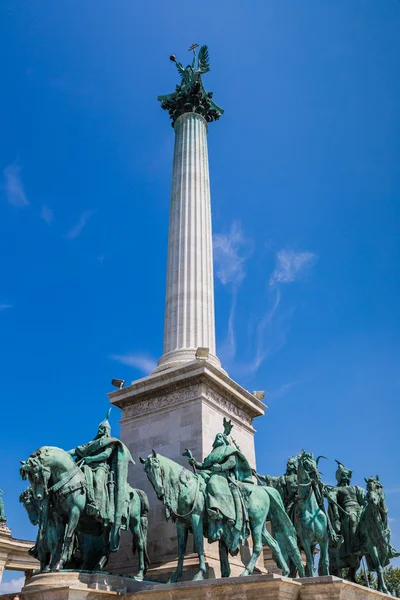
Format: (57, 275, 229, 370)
(1, 0, 399, 590)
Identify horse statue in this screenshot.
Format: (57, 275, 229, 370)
(140, 450, 305, 582)
(294, 450, 330, 576)
(20, 486, 108, 571)
(357, 476, 398, 594)
(20, 446, 150, 578)
(20, 487, 62, 572)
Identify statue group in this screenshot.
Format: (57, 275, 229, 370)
(19, 410, 397, 593)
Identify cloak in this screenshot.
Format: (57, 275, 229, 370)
(75, 436, 134, 552)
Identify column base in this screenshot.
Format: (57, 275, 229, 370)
(154, 348, 222, 373)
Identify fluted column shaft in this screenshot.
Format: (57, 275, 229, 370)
(157, 112, 220, 371)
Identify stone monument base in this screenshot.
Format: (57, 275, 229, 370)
(11, 572, 393, 600)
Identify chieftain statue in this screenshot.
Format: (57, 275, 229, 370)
(325, 460, 366, 577)
(20, 410, 149, 578)
(141, 419, 304, 582)
(256, 456, 298, 524)
(66, 409, 131, 525)
(187, 418, 253, 551)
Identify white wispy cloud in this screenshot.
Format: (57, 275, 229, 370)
(41, 204, 54, 224)
(110, 353, 157, 375)
(213, 221, 253, 288)
(219, 292, 237, 364)
(65, 210, 96, 239)
(2, 162, 29, 207)
(214, 221, 253, 365)
(219, 243, 317, 377)
(0, 575, 24, 593)
(267, 379, 306, 399)
(0, 304, 13, 311)
(237, 288, 292, 376)
(269, 249, 317, 287)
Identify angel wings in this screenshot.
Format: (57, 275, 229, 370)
(174, 45, 211, 86)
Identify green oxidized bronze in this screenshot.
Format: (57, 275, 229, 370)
(158, 44, 224, 126)
(325, 462, 398, 593)
(257, 456, 298, 524)
(141, 418, 304, 582)
(20, 410, 150, 578)
(0, 488, 6, 521)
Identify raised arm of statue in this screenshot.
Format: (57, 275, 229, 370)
(67, 449, 76, 456)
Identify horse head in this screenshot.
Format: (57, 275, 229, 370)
(19, 487, 40, 526)
(298, 450, 319, 479)
(365, 476, 385, 507)
(20, 450, 51, 502)
(140, 450, 165, 501)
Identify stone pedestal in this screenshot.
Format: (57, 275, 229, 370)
(14, 573, 393, 600)
(107, 359, 266, 580)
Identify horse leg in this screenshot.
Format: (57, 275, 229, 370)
(369, 547, 389, 595)
(130, 514, 146, 581)
(300, 537, 314, 577)
(168, 522, 188, 583)
(53, 505, 80, 571)
(240, 521, 266, 577)
(191, 513, 206, 581)
(96, 525, 111, 571)
(219, 540, 230, 578)
(318, 537, 329, 576)
(258, 524, 290, 577)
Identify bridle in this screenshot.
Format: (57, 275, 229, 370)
(150, 459, 201, 520)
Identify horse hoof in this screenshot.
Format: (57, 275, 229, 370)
(192, 571, 205, 581)
(240, 569, 251, 577)
(167, 575, 179, 584)
(52, 563, 62, 572)
(134, 573, 144, 582)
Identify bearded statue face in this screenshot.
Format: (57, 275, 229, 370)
(212, 433, 226, 448)
(96, 425, 111, 439)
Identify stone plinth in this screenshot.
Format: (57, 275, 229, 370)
(21, 571, 147, 596)
(14, 574, 395, 600)
(107, 359, 266, 580)
(299, 575, 391, 600)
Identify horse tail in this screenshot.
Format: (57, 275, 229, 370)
(134, 488, 150, 570)
(264, 487, 305, 577)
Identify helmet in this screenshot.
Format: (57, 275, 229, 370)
(335, 460, 352, 484)
(98, 408, 112, 435)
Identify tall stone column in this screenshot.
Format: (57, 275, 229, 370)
(157, 112, 219, 371)
(108, 46, 266, 581)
